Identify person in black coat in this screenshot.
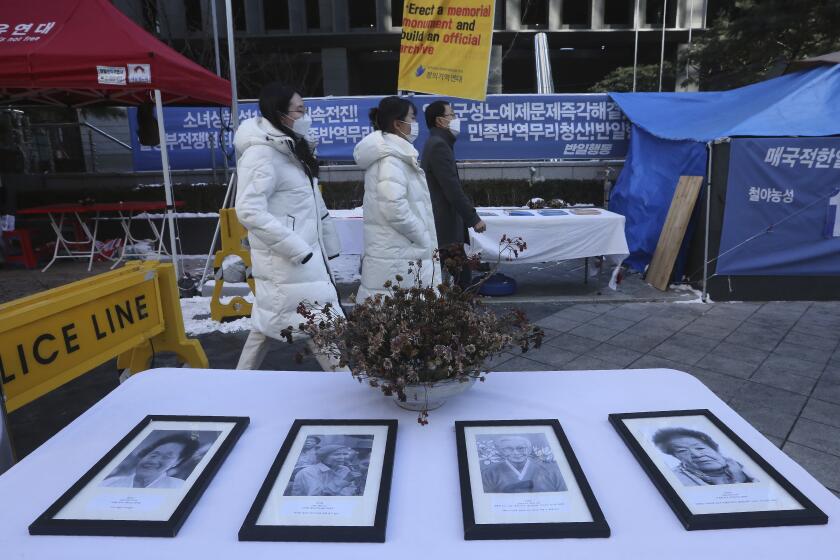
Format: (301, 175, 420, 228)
(420, 100, 486, 289)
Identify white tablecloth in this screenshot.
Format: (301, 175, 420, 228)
(329, 208, 629, 264)
(2, 368, 837, 558)
(330, 209, 364, 255)
(469, 207, 629, 264)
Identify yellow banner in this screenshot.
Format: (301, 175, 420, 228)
(397, 1, 495, 101)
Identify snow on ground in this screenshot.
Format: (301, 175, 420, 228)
(178, 255, 359, 336)
(330, 254, 361, 283)
(180, 295, 253, 335)
(123, 240, 156, 255)
(671, 283, 714, 304)
(135, 211, 221, 219)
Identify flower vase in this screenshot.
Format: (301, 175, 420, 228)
(395, 377, 477, 411)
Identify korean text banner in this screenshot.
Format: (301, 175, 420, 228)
(717, 137, 840, 276)
(128, 94, 630, 171)
(397, 1, 494, 100)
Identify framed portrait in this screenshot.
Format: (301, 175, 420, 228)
(455, 420, 610, 540)
(609, 409, 829, 530)
(238, 419, 397, 543)
(29, 415, 249, 537)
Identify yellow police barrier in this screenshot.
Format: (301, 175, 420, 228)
(210, 208, 255, 322)
(0, 261, 207, 413)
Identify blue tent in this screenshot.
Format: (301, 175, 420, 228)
(608, 64, 840, 273)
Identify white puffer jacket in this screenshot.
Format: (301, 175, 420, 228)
(353, 130, 440, 300)
(234, 116, 342, 338)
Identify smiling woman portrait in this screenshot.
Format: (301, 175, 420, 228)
(100, 433, 200, 489)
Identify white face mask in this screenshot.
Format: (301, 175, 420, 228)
(291, 112, 312, 136)
(399, 120, 419, 143)
(448, 117, 461, 136)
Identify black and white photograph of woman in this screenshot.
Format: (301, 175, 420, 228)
(653, 427, 757, 487)
(284, 434, 373, 497)
(100, 430, 220, 489)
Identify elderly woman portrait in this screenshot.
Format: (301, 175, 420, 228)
(101, 433, 199, 489)
(480, 435, 567, 494)
(287, 444, 364, 497)
(653, 427, 756, 487)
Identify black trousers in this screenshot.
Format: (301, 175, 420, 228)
(439, 244, 473, 289)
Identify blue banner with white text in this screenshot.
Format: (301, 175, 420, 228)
(717, 137, 840, 275)
(128, 94, 630, 171)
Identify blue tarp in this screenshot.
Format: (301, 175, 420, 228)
(608, 64, 840, 273)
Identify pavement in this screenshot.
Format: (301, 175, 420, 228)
(2, 258, 839, 499)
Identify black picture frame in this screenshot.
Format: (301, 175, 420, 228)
(609, 409, 829, 530)
(239, 419, 398, 543)
(455, 419, 610, 540)
(29, 414, 249, 537)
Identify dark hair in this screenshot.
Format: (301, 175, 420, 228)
(369, 96, 416, 134)
(258, 81, 319, 179)
(424, 100, 450, 129)
(652, 428, 719, 456)
(137, 434, 200, 465)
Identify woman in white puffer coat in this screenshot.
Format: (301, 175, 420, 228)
(353, 96, 440, 301)
(234, 82, 343, 370)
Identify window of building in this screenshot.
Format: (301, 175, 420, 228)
(391, 0, 404, 27)
(562, 0, 589, 27)
(604, 0, 633, 26)
(493, 0, 506, 30)
(232, 0, 247, 31)
(521, 0, 548, 29)
(645, 0, 677, 26)
(184, 0, 203, 31)
(350, 0, 377, 29)
(306, 0, 320, 29)
(263, 0, 289, 30)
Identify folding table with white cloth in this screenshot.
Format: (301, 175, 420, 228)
(330, 207, 629, 289)
(1, 368, 837, 559)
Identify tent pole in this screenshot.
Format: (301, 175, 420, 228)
(198, 1, 240, 293)
(659, 0, 667, 92)
(224, 0, 240, 130)
(632, 0, 639, 92)
(688, 0, 694, 44)
(198, 170, 237, 290)
(210, 0, 222, 77)
(686, 0, 695, 83)
(702, 141, 713, 303)
(154, 89, 180, 279)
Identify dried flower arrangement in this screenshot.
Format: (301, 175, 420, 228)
(281, 236, 544, 424)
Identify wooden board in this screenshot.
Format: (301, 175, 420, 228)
(646, 175, 704, 291)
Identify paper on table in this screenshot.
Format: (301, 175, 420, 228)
(506, 210, 534, 216)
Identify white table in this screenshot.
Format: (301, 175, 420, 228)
(1, 368, 837, 559)
(329, 207, 629, 262)
(330, 208, 365, 255)
(468, 207, 629, 265)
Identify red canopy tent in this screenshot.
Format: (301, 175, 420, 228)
(0, 0, 234, 276)
(0, 0, 230, 107)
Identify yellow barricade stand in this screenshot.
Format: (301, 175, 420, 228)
(210, 208, 255, 322)
(0, 261, 207, 413)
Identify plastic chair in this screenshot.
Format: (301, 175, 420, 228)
(2, 229, 38, 269)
